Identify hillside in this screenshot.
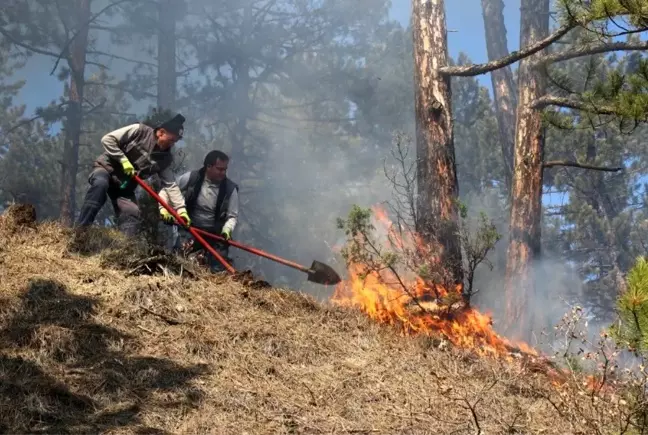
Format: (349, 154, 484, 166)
(0, 205, 628, 434)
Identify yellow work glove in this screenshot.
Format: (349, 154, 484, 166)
(120, 157, 135, 176)
(178, 210, 191, 226)
(221, 227, 232, 241)
(160, 209, 175, 224)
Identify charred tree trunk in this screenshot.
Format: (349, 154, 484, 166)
(481, 0, 516, 192)
(157, 0, 177, 109)
(59, 0, 91, 225)
(412, 0, 463, 286)
(504, 0, 549, 338)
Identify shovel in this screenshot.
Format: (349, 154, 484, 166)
(131, 174, 236, 274)
(189, 226, 342, 286)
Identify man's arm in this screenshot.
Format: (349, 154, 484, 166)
(222, 188, 239, 235)
(101, 123, 140, 160)
(158, 170, 190, 213)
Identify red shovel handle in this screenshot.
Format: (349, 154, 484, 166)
(191, 227, 310, 274)
(131, 175, 235, 274)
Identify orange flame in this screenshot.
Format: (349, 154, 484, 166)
(333, 205, 535, 358)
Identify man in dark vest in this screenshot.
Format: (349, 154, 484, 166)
(76, 109, 191, 236)
(160, 150, 239, 272)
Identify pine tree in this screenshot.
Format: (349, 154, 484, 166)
(611, 256, 648, 354)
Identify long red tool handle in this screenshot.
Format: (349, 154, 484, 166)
(191, 227, 311, 274)
(132, 174, 236, 274)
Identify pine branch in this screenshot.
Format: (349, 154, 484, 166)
(543, 160, 624, 172)
(0, 28, 60, 58)
(2, 101, 70, 135)
(531, 95, 617, 114)
(539, 40, 648, 65)
(439, 23, 574, 77)
(87, 50, 157, 67)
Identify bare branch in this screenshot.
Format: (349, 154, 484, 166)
(539, 40, 648, 66)
(531, 95, 617, 114)
(543, 160, 624, 172)
(439, 23, 574, 77)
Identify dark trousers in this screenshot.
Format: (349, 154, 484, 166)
(174, 227, 232, 273)
(76, 168, 140, 236)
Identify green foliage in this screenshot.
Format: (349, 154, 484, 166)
(611, 257, 648, 354)
(460, 211, 502, 301)
(545, 5, 648, 136)
(556, 0, 648, 26)
(335, 205, 377, 266)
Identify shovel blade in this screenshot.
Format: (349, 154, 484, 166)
(307, 260, 342, 285)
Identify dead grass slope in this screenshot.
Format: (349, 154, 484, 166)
(0, 205, 622, 434)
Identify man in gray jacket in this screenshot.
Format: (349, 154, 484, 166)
(76, 109, 190, 236)
(161, 150, 239, 272)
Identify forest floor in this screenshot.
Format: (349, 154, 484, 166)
(0, 204, 632, 434)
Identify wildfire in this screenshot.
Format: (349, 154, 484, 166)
(333, 205, 536, 358)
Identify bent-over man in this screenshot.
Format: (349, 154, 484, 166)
(76, 110, 191, 235)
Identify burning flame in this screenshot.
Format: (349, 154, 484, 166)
(333, 205, 536, 358)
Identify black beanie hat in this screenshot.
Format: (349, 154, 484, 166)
(160, 113, 185, 138)
(144, 109, 185, 137)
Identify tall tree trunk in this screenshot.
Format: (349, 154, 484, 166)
(59, 0, 91, 225)
(504, 0, 549, 339)
(157, 0, 177, 109)
(481, 0, 516, 192)
(150, 0, 178, 248)
(412, 0, 463, 286)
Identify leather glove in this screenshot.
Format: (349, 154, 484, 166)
(160, 209, 175, 225)
(120, 157, 135, 177)
(221, 227, 232, 241)
(178, 210, 191, 226)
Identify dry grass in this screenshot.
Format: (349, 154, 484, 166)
(0, 204, 632, 434)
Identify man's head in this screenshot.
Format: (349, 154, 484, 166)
(155, 128, 181, 150)
(204, 150, 229, 183)
(145, 109, 185, 150)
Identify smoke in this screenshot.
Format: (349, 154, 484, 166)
(224, 122, 392, 300)
(461, 188, 616, 351)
